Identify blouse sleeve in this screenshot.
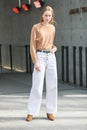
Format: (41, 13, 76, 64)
(52, 26, 57, 49)
(30, 25, 38, 64)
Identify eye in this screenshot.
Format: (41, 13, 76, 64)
(44, 15, 51, 17)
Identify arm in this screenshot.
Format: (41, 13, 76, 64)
(30, 25, 41, 71)
(30, 25, 38, 64)
(50, 25, 57, 53)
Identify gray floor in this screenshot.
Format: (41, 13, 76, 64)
(0, 72, 87, 130)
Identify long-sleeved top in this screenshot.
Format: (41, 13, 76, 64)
(30, 22, 56, 64)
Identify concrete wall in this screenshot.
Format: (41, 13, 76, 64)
(0, 0, 87, 87)
(56, 0, 87, 87)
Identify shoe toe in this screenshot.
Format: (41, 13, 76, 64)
(26, 115, 33, 121)
(47, 113, 54, 121)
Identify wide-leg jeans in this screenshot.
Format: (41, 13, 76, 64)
(27, 51, 58, 115)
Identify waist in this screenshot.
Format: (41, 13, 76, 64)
(37, 49, 51, 53)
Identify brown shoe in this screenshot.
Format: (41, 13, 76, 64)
(47, 113, 54, 121)
(26, 114, 33, 121)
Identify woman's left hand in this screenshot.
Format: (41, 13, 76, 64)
(50, 46, 57, 53)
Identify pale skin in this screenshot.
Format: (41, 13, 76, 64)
(34, 10, 57, 71)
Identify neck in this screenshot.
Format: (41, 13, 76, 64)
(42, 22, 50, 25)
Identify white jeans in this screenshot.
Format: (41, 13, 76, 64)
(27, 52, 58, 115)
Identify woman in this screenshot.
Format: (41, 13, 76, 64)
(26, 6, 58, 121)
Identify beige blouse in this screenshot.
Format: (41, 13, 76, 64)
(30, 23, 56, 64)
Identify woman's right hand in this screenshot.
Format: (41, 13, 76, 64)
(34, 62, 41, 71)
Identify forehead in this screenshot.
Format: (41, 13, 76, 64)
(43, 10, 52, 15)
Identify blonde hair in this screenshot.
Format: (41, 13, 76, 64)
(40, 6, 54, 24)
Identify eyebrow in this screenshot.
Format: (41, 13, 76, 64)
(44, 14, 52, 16)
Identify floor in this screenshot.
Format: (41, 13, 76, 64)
(0, 72, 87, 130)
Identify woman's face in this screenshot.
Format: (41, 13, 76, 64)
(42, 10, 52, 23)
